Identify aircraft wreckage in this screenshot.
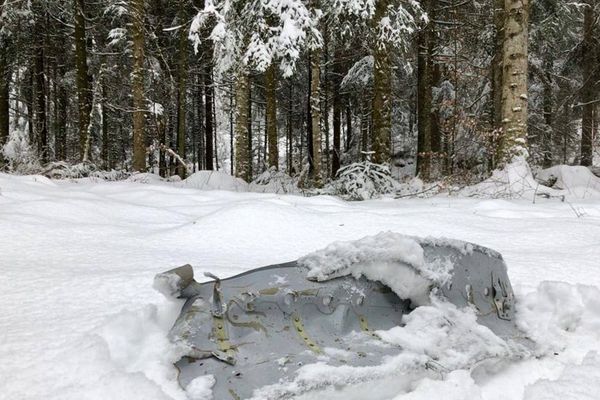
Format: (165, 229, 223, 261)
(154, 234, 529, 399)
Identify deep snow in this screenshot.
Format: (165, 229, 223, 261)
(1, 172, 600, 400)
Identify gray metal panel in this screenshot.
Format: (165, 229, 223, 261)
(159, 239, 527, 399)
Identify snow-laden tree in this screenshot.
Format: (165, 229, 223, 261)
(190, 0, 321, 77)
(329, 0, 425, 164)
(190, 0, 321, 180)
(0, 1, 32, 167)
(528, 0, 583, 167)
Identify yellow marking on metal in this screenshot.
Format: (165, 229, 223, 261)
(358, 315, 379, 338)
(258, 287, 279, 295)
(213, 315, 236, 357)
(296, 289, 319, 296)
(228, 388, 241, 400)
(291, 313, 322, 354)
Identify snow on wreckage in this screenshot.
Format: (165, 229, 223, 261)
(154, 232, 531, 399)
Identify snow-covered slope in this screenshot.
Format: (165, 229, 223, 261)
(1, 172, 600, 400)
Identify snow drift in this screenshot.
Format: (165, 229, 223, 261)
(299, 232, 451, 306)
(2, 173, 600, 400)
(537, 165, 600, 199)
(181, 171, 249, 192)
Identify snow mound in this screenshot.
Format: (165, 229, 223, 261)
(523, 351, 600, 400)
(537, 165, 600, 199)
(395, 176, 443, 198)
(249, 167, 299, 194)
(181, 171, 249, 192)
(460, 157, 559, 200)
(126, 173, 166, 184)
(41, 161, 129, 181)
(299, 232, 453, 306)
(98, 303, 188, 400)
(516, 282, 600, 354)
(0, 172, 57, 188)
(185, 375, 215, 400)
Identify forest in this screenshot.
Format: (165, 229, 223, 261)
(0, 0, 599, 188)
(4, 2, 600, 400)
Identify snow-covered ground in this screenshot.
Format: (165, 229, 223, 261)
(1, 172, 600, 400)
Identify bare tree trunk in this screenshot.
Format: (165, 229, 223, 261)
(213, 87, 218, 170)
(247, 77, 253, 178)
(74, 0, 92, 161)
(229, 80, 234, 174)
(371, 0, 391, 165)
(287, 82, 293, 174)
(361, 98, 369, 160)
(310, 50, 322, 186)
(428, 1, 441, 177)
(580, 1, 595, 166)
(0, 48, 9, 166)
(205, 62, 214, 170)
(542, 58, 553, 168)
(158, 116, 167, 176)
(498, 0, 529, 164)
(131, 0, 146, 171)
(235, 70, 251, 181)
(197, 72, 205, 170)
(101, 76, 109, 168)
(307, 55, 314, 173)
(265, 63, 278, 169)
(35, 30, 48, 163)
(322, 32, 330, 177)
(345, 105, 352, 152)
(56, 65, 67, 161)
(490, 0, 504, 169)
(332, 50, 342, 177)
(416, 17, 432, 180)
(176, 7, 187, 178)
